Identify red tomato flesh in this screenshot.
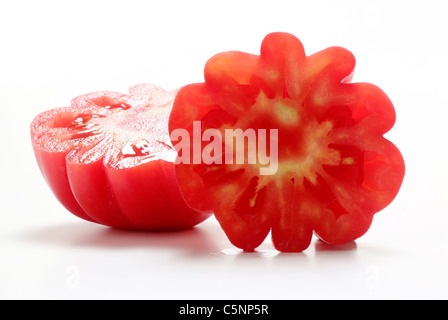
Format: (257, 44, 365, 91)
(169, 33, 405, 252)
(31, 84, 211, 230)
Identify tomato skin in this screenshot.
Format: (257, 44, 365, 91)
(66, 154, 131, 228)
(31, 84, 211, 230)
(32, 146, 96, 223)
(169, 32, 405, 252)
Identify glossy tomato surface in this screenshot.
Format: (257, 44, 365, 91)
(31, 84, 211, 230)
(169, 33, 405, 251)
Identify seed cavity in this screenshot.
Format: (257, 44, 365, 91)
(105, 103, 132, 111)
(68, 113, 104, 140)
(233, 176, 266, 218)
(121, 139, 154, 158)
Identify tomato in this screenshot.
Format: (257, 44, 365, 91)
(31, 84, 211, 230)
(168, 32, 405, 252)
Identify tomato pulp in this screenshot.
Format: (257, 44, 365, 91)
(169, 33, 405, 252)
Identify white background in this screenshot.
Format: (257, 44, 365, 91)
(1, 0, 448, 300)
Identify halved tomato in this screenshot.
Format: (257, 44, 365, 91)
(31, 84, 211, 230)
(169, 33, 405, 251)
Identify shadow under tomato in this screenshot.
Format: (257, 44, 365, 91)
(25, 220, 223, 254)
(25, 220, 359, 258)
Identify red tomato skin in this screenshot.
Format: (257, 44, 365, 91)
(31, 85, 211, 231)
(32, 146, 95, 223)
(105, 158, 209, 230)
(66, 156, 131, 228)
(64, 155, 209, 230)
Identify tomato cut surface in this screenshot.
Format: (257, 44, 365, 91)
(31, 84, 211, 230)
(169, 33, 405, 252)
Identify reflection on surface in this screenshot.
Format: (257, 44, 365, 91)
(220, 248, 280, 257)
(220, 239, 358, 256)
(314, 239, 358, 252)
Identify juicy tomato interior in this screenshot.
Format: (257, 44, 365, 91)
(169, 33, 405, 252)
(31, 84, 211, 230)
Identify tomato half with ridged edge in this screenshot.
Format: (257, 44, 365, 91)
(31, 83, 211, 230)
(168, 32, 405, 252)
